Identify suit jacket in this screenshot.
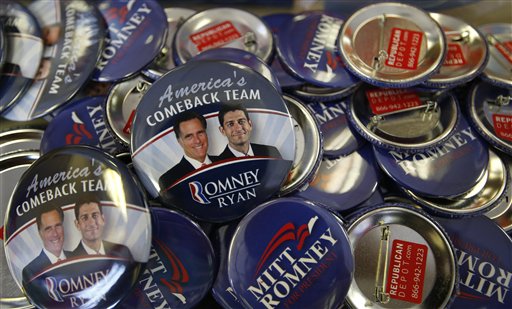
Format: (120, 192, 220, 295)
(72, 240, 133, 261)
(216, 143, 282, 160)
(22, 249, 72, 285)
(158, 157, 195, 190)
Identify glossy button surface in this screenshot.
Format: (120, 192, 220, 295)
(3, 145, 151, 308)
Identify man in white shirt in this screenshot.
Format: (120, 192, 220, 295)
(72, 194, 133, 260)
(22, 206, 71, 285)
(159, 111, 216, 189)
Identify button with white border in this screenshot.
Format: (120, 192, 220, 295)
(130, 60, 295, 222)
(3, 145, 152, 308)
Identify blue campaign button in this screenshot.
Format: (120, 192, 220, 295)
(130, 60, 295, 222)
(276, 11, 359, 89)
(228, 197, 354, 309)
(3, 145, 152, 309)
(92, 0, 168, 82)
(294, 144, 380, 212)
(261, 13, 304, 89)
(374, 115, 489, 198)
(2, 0, 105, 121)
(436, 215, 512, 308)
(40, 96, 126, 155)
(0, 1, 44, 114)
(467, 80, 512, 156)
(307, 99, 365, 157)
(119, 207, 216, 309)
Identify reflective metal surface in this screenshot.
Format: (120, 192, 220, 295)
(405, 149, 507, 216)
(173, 8, 274, 65)
(339, 2, 445, 87)
(279, 94, 322, 195)
(346, 205, 456, 308)
(0, 128, 43, 156)
(349, 86, 459, 150)
(479, 23, 512, 88)
(106, 75, 152, 146)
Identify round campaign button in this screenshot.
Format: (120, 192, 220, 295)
(276, 11, 360, 89)
(289, 82, 360, 103)
(405, 149, 508, 218)
(347, 84, 460, 151)
(280, 94, 323, 196)
(485, 153, 512, 232)
(105, 74, 153, 146)
(141, 7, 195, 80)
(173, 8, 274, 65)
(346, 204, 457, 308)
(92, 0, 168, 82)
(3, 145, 151, 309)
(130, 60, 295, 222)
(478, 23, 512, 88)
(436, 215, 512, 308)
(0, 151, 38, 308)
(307, 99, 365, 158)
(423, 12, 488, 89)
(467, 80, 512, 156)
(119, 207, 215, 309)
(373, 115, 489, 199)
(40, 96, 126, 155)
(192, 47, 281, 92)
(294, 144, 380, 213)
(2, 0, 105, 121)
(261, 13, 304, 90)
(338, 2, 446, 88)
(0, 0, 44, 113)
(228, 197, 354, 309)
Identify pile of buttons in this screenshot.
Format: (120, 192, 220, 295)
(1, 1, 511, 308)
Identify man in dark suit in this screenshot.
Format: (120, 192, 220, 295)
(22, 206, 72, 285)
(159, 111, 216, 190)
(217, 103, 282, 160)
(72, 194, 133, 261)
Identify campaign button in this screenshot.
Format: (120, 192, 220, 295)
(130, 60, 295, 222)
(92, 0, 168, 82)
(40, 96, 126, 155)
(2, 0, 105, 121)
(173, 8, 274, 65)
(373, 115, 489, 199)
(289, 82, 360, 103)
(276, 11, 360, 89)
(405, 149, 508, 218)
(436, 215, 512, 308)
(279, 94, 323, 196)
(294, 144, 380, 213)
(423, 13, 489, 89)
(346, 204, 457, 308)
(347, 85, 460, 151)
(192, 48, 281, 92)
(105, 74, 153, 147)
(478, 23, 512, 88)
(338, 2, 446, 88)
(228, 197, 354, 309)
(261, 13, 304, 89)
(467, 80, 512, 156)
(3, 145, 151, 308)
(0, 1, 44, 113)
(307, 98, 365, 158)
(141, 7, 196, 80)
(0, 151, 38, 307)
(119, 207, 215, 309)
